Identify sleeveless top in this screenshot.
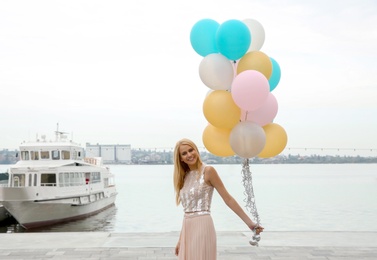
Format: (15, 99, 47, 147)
(179, 164, 214, 213)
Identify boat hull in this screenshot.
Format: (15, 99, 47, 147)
(2, 193, 117, 229)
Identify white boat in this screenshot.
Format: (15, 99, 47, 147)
(0, 128, 118, 229)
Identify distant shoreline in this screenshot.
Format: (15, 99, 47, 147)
(1, 148, 376, 165)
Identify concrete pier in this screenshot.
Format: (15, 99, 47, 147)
(0, 231, 376, 259)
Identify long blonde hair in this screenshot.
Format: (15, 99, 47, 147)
(173, 138, 203, 205)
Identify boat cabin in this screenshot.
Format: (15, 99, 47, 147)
(8, 141, 106, 189)
(19, 144, 84, 161)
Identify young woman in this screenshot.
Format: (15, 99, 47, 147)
(173, 138, 263, 259)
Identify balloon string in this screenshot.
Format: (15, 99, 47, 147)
(241, 158, 260, 225)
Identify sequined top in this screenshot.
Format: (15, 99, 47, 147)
(180, 164, 214, 213)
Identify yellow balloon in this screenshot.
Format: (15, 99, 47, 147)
(202, 124, 235, 157)
(237, 51, 272, 79)
(203, 90, 241, 129)
(258, 123, 288, 158)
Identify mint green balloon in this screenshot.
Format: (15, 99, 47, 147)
(216, 19, 251, 61)
(269, 57, 281, 91)
(190, 19, 219, 57)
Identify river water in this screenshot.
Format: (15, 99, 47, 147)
(0, 163, 376, 233)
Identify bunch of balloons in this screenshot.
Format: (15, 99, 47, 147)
(190, 18, 288, 159)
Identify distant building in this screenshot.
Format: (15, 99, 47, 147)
(85, 143, 131, 164)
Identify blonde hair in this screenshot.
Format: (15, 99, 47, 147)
(173, 138, 203, 205)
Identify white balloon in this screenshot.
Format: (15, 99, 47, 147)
(199, 53, 234, 91)
(229, 121, 266, 158)
(243, 19, 265, 51)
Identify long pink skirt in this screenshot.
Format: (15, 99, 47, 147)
(178, 213, 217, 260)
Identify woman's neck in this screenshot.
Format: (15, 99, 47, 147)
(189, 162, 202, 171)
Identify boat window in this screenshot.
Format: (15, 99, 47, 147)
(80, 172, 85, 185)
(74, 172, 80, 186)
(13, 176, 19, 187)
(69, 173, 74, 186)
(41, 173, 56, 186)
(52, 150, 60, 160)
(31, 151, 39, 160)
(91, 172, 101, 183)
(12, 174, 25, 187)
(34, 173, 37, 186)
(28, 174, 32, 186)
(64, 172, 69, 186)
(59, 173, 64, 187)
(72, 151, 82, 160)
(41, 151, 50, 159)
(61, 150, 70, 160)
(21, 151, 29, 160)
(85, 172, 90, 184)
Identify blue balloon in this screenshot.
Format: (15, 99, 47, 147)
(190, 19, 220, 57)
(216, 19, 251, 60)
(269, 57, 281, 91)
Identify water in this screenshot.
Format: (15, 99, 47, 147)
(0, 164, 376, 233)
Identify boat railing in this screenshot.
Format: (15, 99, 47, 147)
(84, 157, 103, 166)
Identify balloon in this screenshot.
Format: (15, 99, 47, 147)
(231, 70, 270, 111)
(237, 51, 272, 79)
(258, 123, 288, 158)
(229, 121, 266, 158)
(190, 19, 220, 57)
(203, 90, 241, 129)
(242, 18, 265, 51)
(216, 19, 251, 60)
(199, 53, 234, 91)
(269, 57, 281, 91)
(241, 93, 278, 126)
(202, 124, 235, 157)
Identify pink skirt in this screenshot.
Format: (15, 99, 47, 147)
(178, 212, 217, 260)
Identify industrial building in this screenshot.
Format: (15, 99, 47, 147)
(85, 143, 131, 164)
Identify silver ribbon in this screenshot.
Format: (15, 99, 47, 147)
(241, 158, 261, 246)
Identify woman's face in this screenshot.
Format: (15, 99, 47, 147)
(179, 144, 198, 168)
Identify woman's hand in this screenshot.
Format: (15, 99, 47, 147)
(250, 223, 264, 234)
(255, 225, 264, 234)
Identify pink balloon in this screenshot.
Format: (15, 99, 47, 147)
(240, 93, 278, 126)
(231, 70, 269, 111)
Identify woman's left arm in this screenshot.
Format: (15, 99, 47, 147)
(205, 166, 263, 233)
(205, 166, 257, 229)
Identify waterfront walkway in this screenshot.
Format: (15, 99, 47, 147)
(0, 231, 376, 259)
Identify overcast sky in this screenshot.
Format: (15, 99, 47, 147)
(1, 0, 376, 156)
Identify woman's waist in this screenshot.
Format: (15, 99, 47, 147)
(182, 203, 212, 213)
(184, 210, 211, 217)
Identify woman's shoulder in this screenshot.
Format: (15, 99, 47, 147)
(202, 164, 217, 174)
(202, 164, 220, 185)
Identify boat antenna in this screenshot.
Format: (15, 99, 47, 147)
(55, 123, 60, 141)
(55, 123, 68, 141)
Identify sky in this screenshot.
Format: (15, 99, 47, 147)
(1, 0, 376, 156)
